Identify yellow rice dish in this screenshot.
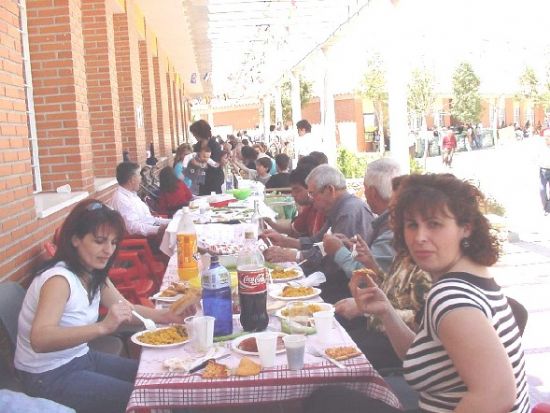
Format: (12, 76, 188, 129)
(281, 303, 323, 317)
(281, 286, 315, 297)
(271, 268, 300, 279)
(137, 325, 188, 345)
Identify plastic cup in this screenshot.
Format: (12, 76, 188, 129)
(283, 334, 306, 370)
(193, 316, 215, 353)
(255, 332, 278, 368)
(313, 310, 334, 341)
(184, 315, 198, 351)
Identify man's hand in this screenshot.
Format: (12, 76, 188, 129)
(261, 229, 296, 247)
(334, 298, 362, 320)
(322, 233, 344, 256)
(263, 246, 297, 263)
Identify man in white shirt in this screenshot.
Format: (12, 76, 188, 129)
(110, 162, 170, 239)
(294, 119, 315, 159)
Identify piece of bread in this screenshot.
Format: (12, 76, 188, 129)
(325, 346, 362, 361)
(352, 267, 382, 285)
(235, 357, 261, 377)
(169, 287, 201, 315)
(202, 359, 230, 379)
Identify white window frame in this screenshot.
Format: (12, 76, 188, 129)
(18, 0, 41, 193)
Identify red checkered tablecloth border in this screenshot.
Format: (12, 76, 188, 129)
(126, 356, 400, 412)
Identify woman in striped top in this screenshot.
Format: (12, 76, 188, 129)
(304, 173, 529, 413)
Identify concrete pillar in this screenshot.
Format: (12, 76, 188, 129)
(290, 70, 301, 128)
(274, 85, 282, 126)
(152, 54, 170, 156)
(263, 96, 271, 138)
(207, 105, 214, 128)
(386, 1, 410, 173)
(138, 39, 159, 159)
(320, 46, 337, 166)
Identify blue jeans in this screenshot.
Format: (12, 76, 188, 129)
(18, 351, 138, 413)
(540, 167, 550, 213)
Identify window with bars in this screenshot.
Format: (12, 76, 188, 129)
(18, 0, 41, 193)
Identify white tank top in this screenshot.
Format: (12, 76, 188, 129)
(14, 262, 101, 374)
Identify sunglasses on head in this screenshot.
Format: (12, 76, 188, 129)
(86, 202, 105, 211)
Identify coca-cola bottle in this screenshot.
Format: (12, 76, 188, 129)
(237, 231, 269, 332)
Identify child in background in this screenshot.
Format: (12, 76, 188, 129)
(184, 147, 213, 195)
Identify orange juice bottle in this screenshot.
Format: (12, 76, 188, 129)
(177, 207, 199, 281)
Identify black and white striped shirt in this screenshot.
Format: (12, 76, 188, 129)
(403, 273, 529, 412)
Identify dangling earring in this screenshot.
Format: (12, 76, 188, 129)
(460, 238, 470, 250)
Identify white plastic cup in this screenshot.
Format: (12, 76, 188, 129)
(184, 315, 198, 351)
(313, 310, 334, 341)
(283, 334, 306, 370)
(255, 332, 278, 368)
(193, 316, 215, 353)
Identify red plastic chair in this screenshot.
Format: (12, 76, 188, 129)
(533, 403, 550, 413)
(43, 241, 57, 258)
(119, 237, 166, 286)
(109, 251, 156, 298)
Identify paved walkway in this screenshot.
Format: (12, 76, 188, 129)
(426, 139, 550, 405)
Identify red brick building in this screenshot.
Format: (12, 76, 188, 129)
(0, 0, 195, 283)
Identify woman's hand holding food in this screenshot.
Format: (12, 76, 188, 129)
(349, 270, 390, 317)
(101, 300, 133, 334)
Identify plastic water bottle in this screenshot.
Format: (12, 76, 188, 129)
(201, 255, 233, 337)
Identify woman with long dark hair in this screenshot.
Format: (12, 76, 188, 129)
(157, 166, 192, 217)
(14, 199, 195, 413)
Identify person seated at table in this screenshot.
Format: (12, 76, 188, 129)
(200, 150, 233, 195)
(240, 145, 258, 170)
(110, 162, 170, 244)
(232, 156, 272, 185)
(252, 143, 276, 175)
(308, 151, 329, 165)
(265, 153, 291, 189)
(263, 165, 375, 303)
(263, 163, 325, 238)
(304, 173, 530, 413)
(157, 166, 192, 217)
(14, 199, 196, 413)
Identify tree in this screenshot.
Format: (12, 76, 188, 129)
(450, 62, 482, 125)
(357, 54, 388, 154)
(407, 67, 436, 167)
(539, 63, 550, 114)
(270, 77, 312, 124)
(517, 66, 539, 103)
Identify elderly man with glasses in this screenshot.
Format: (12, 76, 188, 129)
(263, 164, 375, 303)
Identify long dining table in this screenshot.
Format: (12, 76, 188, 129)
(125, 252, 401, 413)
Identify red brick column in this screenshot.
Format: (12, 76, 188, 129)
(152, 55, 171, 156)
(113, 8, 144, 164)
(166, 70, 175, 150)
(138, 39, 158, 157)
(27, 0, 93, 192)
(172, 78, 181, 146)
(82, 0, 122, 177)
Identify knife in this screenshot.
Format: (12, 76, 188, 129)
(189, 353, 230, 373)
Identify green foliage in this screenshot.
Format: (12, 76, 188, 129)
(481, 196, 506, 217)
(541, 64, 550, 111)
(517, 66, 539, 102)
(407, 68, 436, 120)
(451, 62, 482, 125)
(337, 147, 367, 178)
(270, 77, 313, 123)
(357, 54, 388, 104)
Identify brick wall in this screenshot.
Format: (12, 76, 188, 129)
(212, 106, 260, 130)
(152, 54, 170, 154)
(82, 0, 122, 178)
(138, 39, 158, 157)
(166, 70, 175, 150)
(113, 7, 145, 164)
(27, 0, 94, 192)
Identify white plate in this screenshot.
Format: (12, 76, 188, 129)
(268, 264, 304, 283)
(130, 326, 189, 349)
(268, 287, 322, 301)
(275, 302, 334, 320)
(151, 291, 182, 302)
(231, 332, 287, 356)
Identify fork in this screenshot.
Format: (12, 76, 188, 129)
(350, 242, 358, 259)
(308, 345, 346, 369)
(132, 310, 157, 331)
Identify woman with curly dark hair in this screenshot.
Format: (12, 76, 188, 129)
(305, 174, 529, 413)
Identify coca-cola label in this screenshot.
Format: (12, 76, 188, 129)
(238, 268, 266, 294)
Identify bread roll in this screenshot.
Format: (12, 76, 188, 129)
(169, 287, 201, 315)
